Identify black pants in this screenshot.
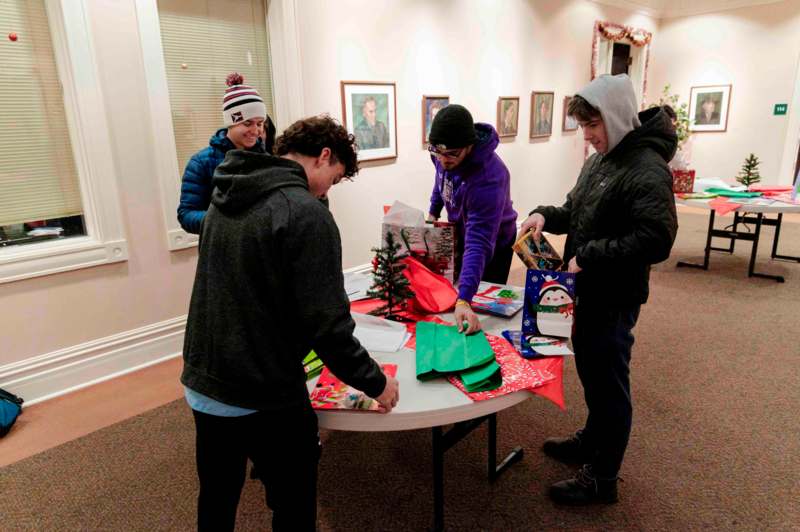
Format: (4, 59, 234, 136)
(481, 244, 514, 285)
(192, 402, 320, 532)
(571, 301, 640, 478)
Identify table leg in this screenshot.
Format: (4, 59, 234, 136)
(748, 213, 785, 283)
(431, 415, 524, 531)
(677, 209, 715, 270)
(747, 213, 761, 277)
(711, 211, 737, 253)
(432, 426, 444, 532)
(770, 213, 800, 263)
(488, 414, 524, 482)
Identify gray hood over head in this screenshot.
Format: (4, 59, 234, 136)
(577, 74, 641, 154)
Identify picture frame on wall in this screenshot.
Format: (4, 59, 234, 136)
(341, 81, 398, 161)
(422, 95, 449, 146)
(688, 84, 731, 132)
(562, 95, 578, 132)
(530, 91, 554, 138)
(497, 96, 520, 138)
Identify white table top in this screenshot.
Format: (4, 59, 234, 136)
(676, 196, 800, 214)
(308, 309, 534, 432)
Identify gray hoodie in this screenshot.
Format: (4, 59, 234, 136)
(577, 74, 641, 154)
(182, 150, 386, 410)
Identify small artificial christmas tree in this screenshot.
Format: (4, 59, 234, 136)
(366, 230, 415, 321)
(736, 153, 761, 187)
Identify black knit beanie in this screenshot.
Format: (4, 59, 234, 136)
(428, 104, 477, 149)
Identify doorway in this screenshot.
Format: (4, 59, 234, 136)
(611, 42, 632, 75)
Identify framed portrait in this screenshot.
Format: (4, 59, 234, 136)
(689, 84, 731, 132)
(530, 91, 554, 138)
(422, 95, 449, 146)
(562, 95, 578, 132)
(497, 97, 520, 138)
(341, 81, 398, 161)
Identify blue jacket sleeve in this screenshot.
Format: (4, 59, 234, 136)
(177, 152, 214, 234)
(457, 173, 508, 302)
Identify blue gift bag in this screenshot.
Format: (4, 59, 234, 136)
(521, 270, 576, 338)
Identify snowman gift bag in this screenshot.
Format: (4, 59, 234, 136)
(521, 270, 576, 338)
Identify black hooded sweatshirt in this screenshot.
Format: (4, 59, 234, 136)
(181, 151, 385, 410)
(533, 106, 678, 306)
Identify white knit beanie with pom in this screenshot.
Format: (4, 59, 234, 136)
(222, 72, 266, 127)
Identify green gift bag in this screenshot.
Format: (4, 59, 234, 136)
(415, 322, 496, 381)
(459, 359, 502, 392)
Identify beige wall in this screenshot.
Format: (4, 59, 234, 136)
(7, 0, 797, 390)
(1, 0, 198, 367)
(299, 0, 657, 268)
(648, 0, 800, 184)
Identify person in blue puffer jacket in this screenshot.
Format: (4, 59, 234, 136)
(177, 72, 275, 234)
(426, 104, 518, 335)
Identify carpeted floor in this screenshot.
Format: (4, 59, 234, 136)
(2, 210, 799, 531)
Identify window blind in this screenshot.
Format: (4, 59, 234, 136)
(157, 0, 275, 176)
(0, 0, 83, 227)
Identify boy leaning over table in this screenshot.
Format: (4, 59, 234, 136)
(181, 115, 399, 532)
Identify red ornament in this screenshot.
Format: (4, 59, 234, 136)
(8, 32, 18, 42)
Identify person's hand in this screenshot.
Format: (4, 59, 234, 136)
(455, 300, 481, 335)
(519, 213, 545, 242)
(375, 375, 399, 413)
(426, 213, 438, 223)
(567, 256, 582, 274)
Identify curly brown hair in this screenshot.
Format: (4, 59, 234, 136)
(275, 115, 359, 178)
(567, 95, 601, 123)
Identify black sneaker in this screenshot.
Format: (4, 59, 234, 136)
(549, 464, 618, 505)
(542, 431, 594, 464)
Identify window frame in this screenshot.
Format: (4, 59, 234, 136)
(135, 0, 304, 251)
(0, 0, 128, 284)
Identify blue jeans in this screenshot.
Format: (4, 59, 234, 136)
(572, 300, 641, 478)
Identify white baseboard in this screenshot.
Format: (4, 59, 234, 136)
(0, 316, 186, 406)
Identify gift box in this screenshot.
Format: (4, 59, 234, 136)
(671, 169, 696, 194)
(382, 201, 456, 282)
(521, 270, 576, 338)
(512, 232, 564, 271)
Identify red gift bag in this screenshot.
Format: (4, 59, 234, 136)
(671, 169, 695, 193)
(400, 256, 457, 314)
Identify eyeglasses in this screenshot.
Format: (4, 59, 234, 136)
(427, 144, 464, 159)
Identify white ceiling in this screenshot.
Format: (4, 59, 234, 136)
(589, 0, 790, 18)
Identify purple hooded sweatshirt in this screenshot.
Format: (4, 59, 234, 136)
(428, 122, 518, 302)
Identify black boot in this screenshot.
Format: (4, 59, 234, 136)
(549, 464, 618, 505)
(542, 431, 594, 464)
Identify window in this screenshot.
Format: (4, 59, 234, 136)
(137, 0, 284, 250)
(0, 0, 85, 248)
(158, 0, 275, 176)
(0, 0, 127, 283)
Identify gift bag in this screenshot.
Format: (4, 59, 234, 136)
(400, 256, 457, 314)
(382, 201, 456, 282)
(513, 231, 564, 271)
(521, 269, 576, 338)
(415, 321, 496, 381)
(671, 169, 695, 193)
